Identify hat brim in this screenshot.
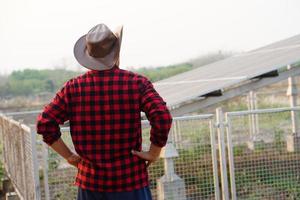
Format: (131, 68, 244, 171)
(74, 26, 123, 71)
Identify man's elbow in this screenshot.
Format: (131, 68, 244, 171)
(165, 108, 173, 128)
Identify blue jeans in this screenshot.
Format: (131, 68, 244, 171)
(77, 186, 152, 200)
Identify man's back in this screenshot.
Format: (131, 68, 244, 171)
(37, 67, 172, 192)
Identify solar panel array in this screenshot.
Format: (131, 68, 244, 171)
(154, 34, 300, 109)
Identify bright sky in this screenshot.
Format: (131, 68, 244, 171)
(1, 0, 300, 74)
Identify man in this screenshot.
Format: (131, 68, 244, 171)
(36, 24, 173, 200)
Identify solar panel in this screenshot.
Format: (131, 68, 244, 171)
(154, 34, 300, 108)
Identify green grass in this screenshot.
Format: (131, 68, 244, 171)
(233, 142, 300, 199)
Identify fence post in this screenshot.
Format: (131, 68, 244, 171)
(18, 121, 28, 199)
(176, 121, 182, 149)
(286, 65, 300, 152)
(30, 128, 41, 200)
(209, 120, 221, 200)
(247, 91, 259, 150)
(216, 108, 229, 200)
(172, 121, 179, 149)
(225, 114, 237, 200)
(42, 143, 51, 200)
(157, 142, 187, 200)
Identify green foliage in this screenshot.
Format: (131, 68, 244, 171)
(0, 69, 81, 97)
(133, 63, 193, 82)
(233, 144, 248, 156)
(233, 144, 300, 199)
(274, 129, 285, 152)
(10, 69, 47, 80)
(176, 147, 216, 198)
(54, 186, 77, 200)
(48, 149, 60, 170)
(133, 52, 231, 82)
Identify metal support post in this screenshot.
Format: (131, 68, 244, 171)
(157, 142, 186, 200)
(176, 121, 182, 149)
(18, 122, 28, 199)
(287, 65, 299, 135)
(42, 143, 50, 200)
(247, 91, 259, 150)
(172, 121, 183, 149)
(209, 120, 221, 200)
(216, 108, 230, 200)
(225, 114, 237, 200)
(30, 127, 41, 200)
(286, 65, 300, 152)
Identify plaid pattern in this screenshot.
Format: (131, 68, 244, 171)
(36, 67, 172, 192)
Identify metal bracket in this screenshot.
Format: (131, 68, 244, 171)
(201, 90, 223, 97)
(252, 70, 279, 79)
(214, 122, 228, 128)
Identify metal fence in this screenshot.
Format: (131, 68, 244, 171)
(39, 114, 219, 200)
(142, 114, 219, 200)
(40, 128, 77, 200)
(225, 107, 300, 200)
(0, 114, 41, 200)
(2, 106, 300, 200)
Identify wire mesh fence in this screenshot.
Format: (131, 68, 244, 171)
(0, 114, 40, 200)
(39, 115, 219, 200)
(142, 115, 218, 200)
(3, 107, 300, 200)
(226, 108, 300, 199)
(39, 128, 77, 200)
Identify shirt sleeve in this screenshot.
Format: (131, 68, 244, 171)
(36, 82, 70, 145)
(139, 77, 173, 147)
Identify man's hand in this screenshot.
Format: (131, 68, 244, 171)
(131, 143, 162, 168)
(67, 153, 82, 168)
(50, 138, 82, 168)
(131, 150, 158, 167)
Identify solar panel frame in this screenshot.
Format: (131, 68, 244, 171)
(153, 34, 300, 108)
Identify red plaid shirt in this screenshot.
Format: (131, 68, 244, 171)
(36, 67, 172, 192)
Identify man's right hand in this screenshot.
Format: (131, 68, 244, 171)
(67, 153, 82, 168)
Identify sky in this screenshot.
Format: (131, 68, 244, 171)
(0, 0, 300, 74)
